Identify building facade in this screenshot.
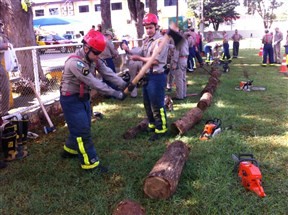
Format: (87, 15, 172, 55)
(32, 0, 189, 38)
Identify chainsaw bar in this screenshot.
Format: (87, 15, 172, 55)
(234, 86, 266, 91)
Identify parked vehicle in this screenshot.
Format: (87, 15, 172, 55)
(63, 33, 83, 45)
(36, 34, 76, 54)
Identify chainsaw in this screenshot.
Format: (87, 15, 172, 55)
(232, 153, 266, 198)
(199, 118, 221, 140)
(235, 80, 266, 91)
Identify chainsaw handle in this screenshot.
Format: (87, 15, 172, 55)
(233, 158, 259, 173)
(238, 153, 254, 159)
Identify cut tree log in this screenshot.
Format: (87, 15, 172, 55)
(171, 107, 203, 135)
(112, 199, 146, 215)
(197, 92, 213, 111)
(143, 140, 190, 199)
(123, 118, 148, 139)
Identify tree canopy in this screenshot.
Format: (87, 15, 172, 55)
(243, 0, 284, 29)
(188, 0, 240, 31)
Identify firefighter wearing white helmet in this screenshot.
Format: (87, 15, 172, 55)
(122, 13, 169, 141)
(60, 29, 128, 172)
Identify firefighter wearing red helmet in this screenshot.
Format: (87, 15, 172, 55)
(60, 29, 127, 172)
(122, 13, 169, 141)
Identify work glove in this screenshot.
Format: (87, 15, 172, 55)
(126, 82, 136, 92)
(113, 91, 127, 101)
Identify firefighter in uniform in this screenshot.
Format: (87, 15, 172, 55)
(60, 30, 127, 172)
(171, 31, 189, 100)
(262, 30, 274, 66)
(221, 31, 231, 61)
(120, 43, 142, 98)
(122, 13, 169, 141)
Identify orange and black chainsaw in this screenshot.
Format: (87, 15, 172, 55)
(199, 118, 221, 140)
(232, 153, 266, 198)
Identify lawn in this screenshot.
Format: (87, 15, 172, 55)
(1, 49, 288, 215)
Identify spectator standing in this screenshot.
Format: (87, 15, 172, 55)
(273, 27, 283, 64)
(60, 30, 127, 172)
(0, 19, 10, 117)
(261, 29, 274, 66)
(122, 13, 169, 141)
(231, 29, 243, 58)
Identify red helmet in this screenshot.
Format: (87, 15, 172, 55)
(83, 30, 106, 52)
(143, 13, 158, 26)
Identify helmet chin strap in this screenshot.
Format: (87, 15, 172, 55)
(83, 45, 93, 63)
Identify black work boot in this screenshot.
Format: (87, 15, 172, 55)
(148, 132, 167, 142)
(86, 164, 108, 174)
(0, 161, 7, 169)
(60, 150, 78, 159)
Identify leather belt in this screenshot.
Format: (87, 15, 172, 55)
(180, 56, 188, 58)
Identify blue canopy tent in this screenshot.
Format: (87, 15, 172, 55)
(33, 17, 80, 27)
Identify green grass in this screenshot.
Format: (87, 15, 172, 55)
(1, 49, 288, 215)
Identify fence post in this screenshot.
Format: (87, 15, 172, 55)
(32, 49, 40, 95)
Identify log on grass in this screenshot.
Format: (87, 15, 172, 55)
(123, 118, 148, 139)
(197, 92, 213, 111)
(171, 107, 203, 135)
(112, 199, 146, 215)
(143, 140, 190, 199)
(210, 67, 222, 78)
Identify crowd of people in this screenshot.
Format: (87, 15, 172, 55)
(1, 14, 288, 171)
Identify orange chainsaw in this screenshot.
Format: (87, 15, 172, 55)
(232, 153, 266, 198)
(199, 118, 221, 140)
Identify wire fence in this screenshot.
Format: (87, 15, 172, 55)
(4, 39, 142, 122)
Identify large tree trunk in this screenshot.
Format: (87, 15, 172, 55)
(101, 0, 112, 32)
(171, 107, 203, 135)
(127, 0, 145, 46)
(143, 140, 190, 199)
(0, 0, 45, 80)
(149, 0, 157, 15)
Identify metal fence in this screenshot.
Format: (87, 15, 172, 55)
(4, 39, 142, 120)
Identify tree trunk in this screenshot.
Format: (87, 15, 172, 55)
(197, 92, 213, 111)
(123, 118, 148, 139)
(0, 0, 45, 80)
(149, 0, 157, 15)
(143, 140, 190, 199)
(127, 0, 145, 47)
(101, 0, 112, 32)
(171, 107, 203, 135)
(112, 199, 146, 215)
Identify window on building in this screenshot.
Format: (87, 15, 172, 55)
(164, 0, 177, 6)
(35, 9, 44, 17)
(49, 8, 59, 15)
(79, 5, 89, 13)
(94, 4, 101, 11)
(145, 0, 149, 8)
(111, 2, 122, 10)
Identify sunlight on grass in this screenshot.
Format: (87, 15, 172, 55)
(173, 103, 198, 111)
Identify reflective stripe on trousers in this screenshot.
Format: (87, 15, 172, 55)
(142, 73, 167, 134)
(60, 94, 100, 169)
